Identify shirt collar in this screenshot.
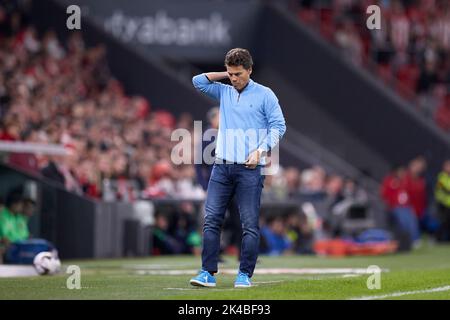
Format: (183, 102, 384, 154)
(236, 79, 254, 94)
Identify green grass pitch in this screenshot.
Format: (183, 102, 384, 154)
(1, 243, 450, 300)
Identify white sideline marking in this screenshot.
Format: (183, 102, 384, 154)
(253, 280, 285, 284)
(123, 264, 195, 270)
(134, 268, 388, 276)
(164, 288, 201, 291)
(0, 265, 38, 277)
(350, 285, 450, 300)
(164, 280, 285, 291)
(165, 288, 237, 291)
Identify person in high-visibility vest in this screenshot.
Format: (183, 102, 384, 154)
(435, 160, 450, 242)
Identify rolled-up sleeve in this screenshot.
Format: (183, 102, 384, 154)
(192, 74, 224, 101)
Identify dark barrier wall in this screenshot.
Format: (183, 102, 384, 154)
(0, 163, 98, 259)
(40, 185, 97, 259)
(256, 4, 450, 174)
(31, 0, 215, 120)
(40, 189, 142, 259)
(0, 163, 142, 259)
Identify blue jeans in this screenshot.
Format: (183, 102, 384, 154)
(392, 206, 420, 242)
(202, 163, 265, 277)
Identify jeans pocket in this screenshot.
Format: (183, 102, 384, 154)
(260, 174, 266, 189)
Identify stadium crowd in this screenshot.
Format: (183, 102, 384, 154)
(293, 0, 450, 132)
(0, 2, 206, 202)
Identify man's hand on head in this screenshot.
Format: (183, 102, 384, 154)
(205, 71, 229, 82)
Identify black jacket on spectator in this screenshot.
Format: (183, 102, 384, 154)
(41, 161, 65, 186)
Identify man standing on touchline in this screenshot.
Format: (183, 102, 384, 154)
(190, 48, 286, 288)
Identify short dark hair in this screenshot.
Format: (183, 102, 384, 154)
(5, 191, 22, 209)
(224, 48, 253, 70)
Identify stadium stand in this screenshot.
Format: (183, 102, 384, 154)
(0, 4, 205, 201)
(292, 0, 450, 131)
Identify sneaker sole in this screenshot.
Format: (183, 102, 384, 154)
(234, 284, 251, 288)
(190, 280, 216, 287)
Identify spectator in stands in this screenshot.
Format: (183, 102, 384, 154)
(317, 174, 345, 235)
(0, 190, 27, 255)
(260, 215, 293, 256)
(262, 166, 288, 201)
(76, 158, 101, 199)
(299, 165, 327, 201)
(417, 59, 439, 116)
(0, 120, 20, 141)
(404, 156, 438, 236)
(7, 129, 39, 174)
(381, 164, 420, 248)
(325, 174, 345, 203)
(170, 201, 202, 256)
(0, 186, 57, 264)
(143, 160, 175, 198)
(334, 17, 364, 65)
(285, 209, 314, 254)
(435, 159, 450, 242)
(261, 174, 275, 200)
(284, 166, 301, 197)
(405, 157, 427, 216)
(389, 0, 410, 67)
(329, 177, 369, 236)
(343, 178, 369, 203)
(381, 165, 410, 210)
(21, 196, 35, 227)
(109, 152, 135, 202)
(40, 155, 82, 194)
(175, 165, 205, 200)
(152, 211, 184, 255)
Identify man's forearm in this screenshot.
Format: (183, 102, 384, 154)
(204, 72, 228, 82)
